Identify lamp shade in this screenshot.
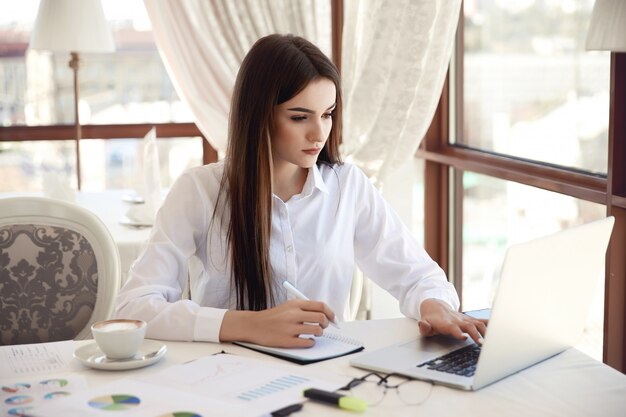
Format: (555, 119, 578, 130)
(29, 0, 115, 53)
(586, 0, 626, 52)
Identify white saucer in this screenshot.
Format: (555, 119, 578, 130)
(121, 193, 145, 204)
(74, 340, 166, 371)
(119, 215, 152, 228)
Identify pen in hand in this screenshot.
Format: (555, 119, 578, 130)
(282, 281, 341, 329)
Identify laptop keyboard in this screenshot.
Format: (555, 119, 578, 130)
(417, 344, 481, 377)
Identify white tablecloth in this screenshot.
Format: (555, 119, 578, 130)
(75, 190, 153, 283)
(3, 318, 624, 417)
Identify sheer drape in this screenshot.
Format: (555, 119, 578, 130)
(143, 0, 331, 152)
(341, 0, 461, 185)
(341, 0, 461, 319)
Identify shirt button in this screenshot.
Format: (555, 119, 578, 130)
(287, 245, 293, 252)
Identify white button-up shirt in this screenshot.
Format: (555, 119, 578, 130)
(115, 161, 459, 342)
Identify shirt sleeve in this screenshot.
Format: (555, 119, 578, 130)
(351, 166, 460, 318)
(114, 169, 227, 342)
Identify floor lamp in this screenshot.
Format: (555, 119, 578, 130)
(29, 0, 115, 190)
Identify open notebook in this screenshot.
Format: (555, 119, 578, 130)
(234, 332, 364, 365)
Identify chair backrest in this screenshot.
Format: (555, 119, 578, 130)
(0, 196, 120, 345)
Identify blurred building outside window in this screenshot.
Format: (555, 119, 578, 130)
(0, 0, 200, 192)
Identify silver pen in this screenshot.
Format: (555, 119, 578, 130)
(282, 281, 340, 329)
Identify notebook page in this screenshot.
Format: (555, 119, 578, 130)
(234, 331, 364, 363)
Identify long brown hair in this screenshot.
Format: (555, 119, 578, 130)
(217, 34, 343, 311)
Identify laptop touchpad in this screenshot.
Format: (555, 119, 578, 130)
(401, 336, 470, 354)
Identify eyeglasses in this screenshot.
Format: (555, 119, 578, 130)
(339, 372, 433, 406)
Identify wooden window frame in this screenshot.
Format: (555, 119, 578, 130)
(2, 0, 345, 183)
(418, 14, 626, 373)
(0, 122, 218, 171)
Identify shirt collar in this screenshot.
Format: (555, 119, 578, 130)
(301, 163, 329, 197)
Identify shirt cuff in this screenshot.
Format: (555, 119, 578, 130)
(193, 307, 228, 342)
(417, 288, 460, 315)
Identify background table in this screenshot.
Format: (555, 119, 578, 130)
(27, 318, 626, 417)
(75, 190, 153, 284)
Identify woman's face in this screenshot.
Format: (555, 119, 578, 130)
(272, 77, 336, 171)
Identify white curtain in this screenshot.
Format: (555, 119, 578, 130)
(341, 0, 461, 185)
(341, 0, 461, 319)
(143, 0, 331, 152)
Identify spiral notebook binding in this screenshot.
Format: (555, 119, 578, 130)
(322, 332, 363, 346)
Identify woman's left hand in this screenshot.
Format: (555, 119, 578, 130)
(418, 298, 488, 345)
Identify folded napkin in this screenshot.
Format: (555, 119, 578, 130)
(123, 127, 162, 226)
(43, 172, 76, 202)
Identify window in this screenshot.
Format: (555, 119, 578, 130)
(461, 0, 609, 174)
(418, 0, 626, 371)
(0, 0, 205, 192)
(1, 0, 192, 127)
(462, 172, 606, 358)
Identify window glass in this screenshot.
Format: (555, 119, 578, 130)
(462, 171, 606, 360)
(0, 137, 202, 192)
(0, 0, 193, 127)
(461, 0, 609, 174)
(371, 158, 425, 319)
(0, 0, 202, 192)
(81, 138, 202, 191)
(0, 140, 75, 191)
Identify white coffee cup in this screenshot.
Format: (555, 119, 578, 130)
(91, 319, 147, 359)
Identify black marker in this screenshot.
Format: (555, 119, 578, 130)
(270, 402, 303, 416)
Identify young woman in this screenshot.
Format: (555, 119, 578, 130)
(115, 34, 486, 348)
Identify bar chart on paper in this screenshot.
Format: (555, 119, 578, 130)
(1, 342, 74, 375)
(236, 374, 311, 401)
(139, 354, 347, 415)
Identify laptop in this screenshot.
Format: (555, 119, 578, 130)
(350, 217, 615, 390)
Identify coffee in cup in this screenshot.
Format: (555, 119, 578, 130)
(91, 319, 147, 359)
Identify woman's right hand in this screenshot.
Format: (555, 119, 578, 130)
(219, 300, 337, 348)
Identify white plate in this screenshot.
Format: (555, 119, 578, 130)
(74, 340, 166, 371)
(119, 215, 152, 228)
(121, 193, 145, 204)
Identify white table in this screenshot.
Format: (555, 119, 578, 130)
(9, 318, 625, 417)
(74, 190, 153, 283)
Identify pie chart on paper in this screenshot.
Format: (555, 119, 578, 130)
(88, 394, 141, 411)
(39, 379, 68, 388)
(4, 395, 34, 405)
(43, 391, 71, 400)
(7, 406, 33, 417)
(2, 383, 30, 393)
